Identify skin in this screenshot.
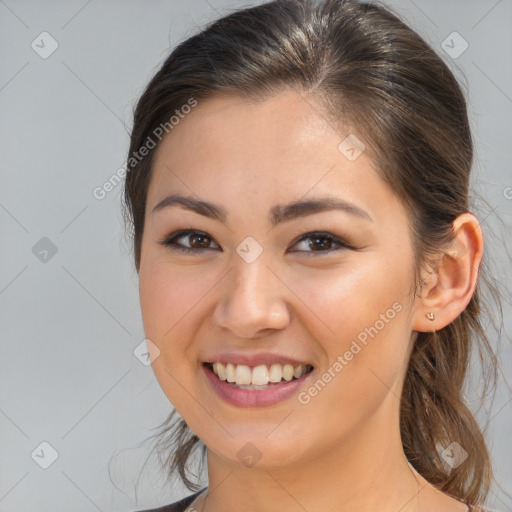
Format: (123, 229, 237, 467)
(138, 89, 483, 512)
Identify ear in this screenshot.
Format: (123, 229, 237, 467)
(413, 212, 484, 332)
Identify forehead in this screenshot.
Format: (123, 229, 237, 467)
(153, 90, 336, 178)
(147, 90, 402, 226)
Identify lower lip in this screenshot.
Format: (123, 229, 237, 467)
(203, 363, 313, 407)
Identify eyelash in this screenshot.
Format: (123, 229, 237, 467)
(158, 229, 354, 256)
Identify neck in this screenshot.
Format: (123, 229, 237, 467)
(197, 397, 434, 512)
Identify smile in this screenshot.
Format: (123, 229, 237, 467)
(207, 362, 313, 388)
(202, 361, 315, 407)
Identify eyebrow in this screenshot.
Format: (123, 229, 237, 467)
(151, 193, 373, 225)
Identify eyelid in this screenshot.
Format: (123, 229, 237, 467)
(159, 229, 220, 252)
(288, 231, 354, 254)
(159, 229, 354, 254)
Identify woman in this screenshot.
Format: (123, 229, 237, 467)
(124, 0, 502, 510)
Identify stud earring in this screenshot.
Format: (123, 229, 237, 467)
(425, 312, 435, 321)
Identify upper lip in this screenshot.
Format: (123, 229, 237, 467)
(204, 352, 314, 367)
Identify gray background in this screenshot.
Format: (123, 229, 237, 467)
(0, 0, 510, 511)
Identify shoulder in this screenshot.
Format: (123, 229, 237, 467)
(133, 488, 206, 512)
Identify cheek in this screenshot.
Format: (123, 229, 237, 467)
(303, 318, 409, 450)
(139, 260, 210, 339)
(138, 261, 213, 413)
(283, 256, 410, 345)
(284, 257, 412, 406)
(138, 260, 216, 387)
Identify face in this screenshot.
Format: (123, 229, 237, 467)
(138, 89, 418, 469)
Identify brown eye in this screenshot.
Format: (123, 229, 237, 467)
(289, 232, 353, 255)
(187, 233, 211, 248)
(160, 230, 220, 253)
(159, 229, 353, 256)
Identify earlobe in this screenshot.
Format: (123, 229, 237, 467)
(413, 212, 484, 332)
(425, 311, 435, 322)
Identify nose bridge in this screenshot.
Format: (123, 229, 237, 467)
(213, 245, 290, 337)
(229, 234, 273, 301)
(232, 250, 270, 302)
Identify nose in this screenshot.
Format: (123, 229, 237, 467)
(211, 253, 291, 339)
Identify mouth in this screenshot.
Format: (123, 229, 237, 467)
(202, 356, 315, 408)
(204, 361, 314, 389)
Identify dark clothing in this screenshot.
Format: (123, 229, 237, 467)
(134, 488, 206, 512)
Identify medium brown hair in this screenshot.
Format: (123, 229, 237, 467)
(123, 0, 500, 504)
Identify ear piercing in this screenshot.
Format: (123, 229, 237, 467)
(425, 312, 435, 321)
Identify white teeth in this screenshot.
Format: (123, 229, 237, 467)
(269, 363, 282, 383)
(235, 364, 252, 385)
(282, 364, 294, 381)
(209, 362, 311, 386)
(252, 365, 270, 385)
(226, 363, 236, 383)
(293, 365, 303, 379)
(216, 363, 227, 381)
